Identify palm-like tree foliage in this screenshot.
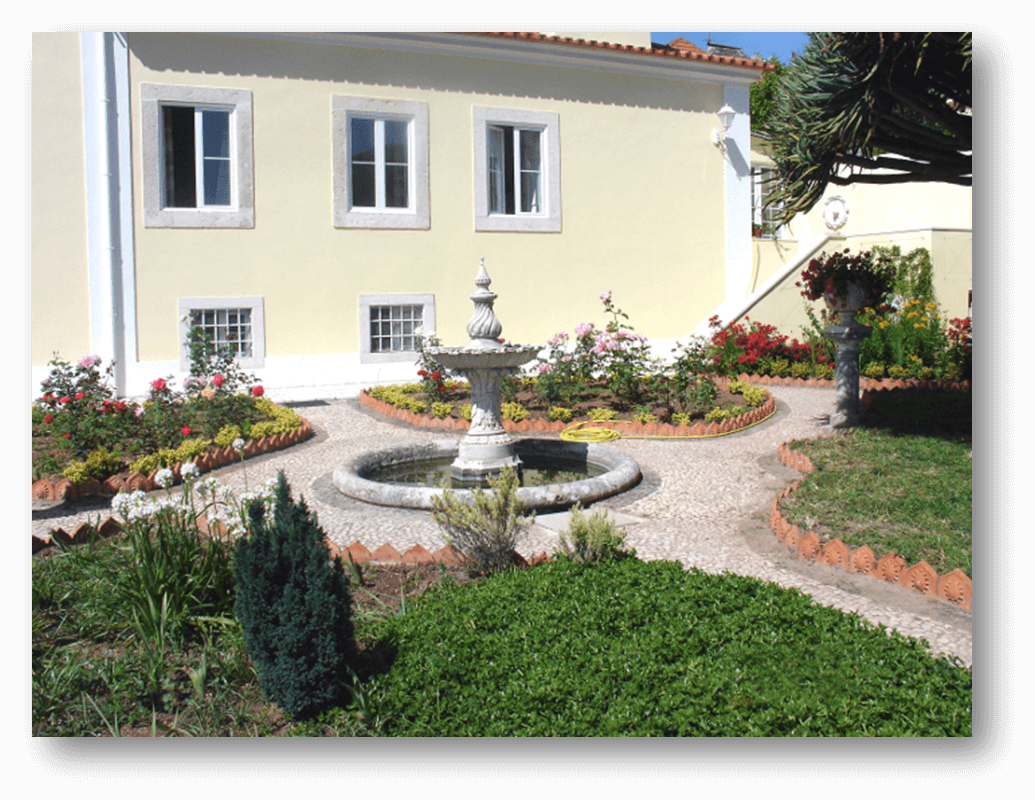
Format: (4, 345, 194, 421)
(767, 32, 972, 224)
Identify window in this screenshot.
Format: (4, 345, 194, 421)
(369, 304, 423, 353)
(474, 107, 560, 232)
(358, 294, 435, 364)
(162, 106, 231, 208)
(178, 297, 265, 370)
(751, 166, 784, 239)
(333, 97, 430, 229)
(141, 84, 254, 228)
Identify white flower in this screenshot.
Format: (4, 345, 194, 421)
(155, 468, 174, 489)
(181, 462, 200, 480)
(232, 438, 245, 453)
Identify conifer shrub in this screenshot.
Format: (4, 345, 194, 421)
(234, 472, 357, 719)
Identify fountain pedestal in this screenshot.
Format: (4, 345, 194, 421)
(426, 260, 541, 481)
(823, 310, 872, 429)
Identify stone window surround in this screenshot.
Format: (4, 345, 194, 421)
(140, 83, 255, 229)
(473, 106, 561, 233)
(359, 293, 435, 364)
(332, 96, 430, 230)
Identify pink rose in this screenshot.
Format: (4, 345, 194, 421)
(181, 426, 192, 437)
(252, 385, 264, 397)
(152, 378, 166, 392)
(43, 415, 53, 424)
(212, 374, 225, 387)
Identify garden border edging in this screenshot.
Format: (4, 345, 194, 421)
(769, 438, 972, 610)
(32, 415, 315, 505)
(358, 380, 777, 438)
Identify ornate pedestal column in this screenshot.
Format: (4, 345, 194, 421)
(822, 283, 872, 429)
(426, 260, 541, 482)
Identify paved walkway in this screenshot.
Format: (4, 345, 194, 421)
(31, 385, 972, 667)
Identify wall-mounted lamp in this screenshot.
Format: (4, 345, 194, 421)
(712, 105, 736, 148)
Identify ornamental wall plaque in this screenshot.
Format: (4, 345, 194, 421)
(823, 195, 849, 230)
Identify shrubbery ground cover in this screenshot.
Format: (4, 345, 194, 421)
(361, 558, 971, 736)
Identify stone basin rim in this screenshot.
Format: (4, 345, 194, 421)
(332, 438, 641, 511)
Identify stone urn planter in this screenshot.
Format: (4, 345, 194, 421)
(823, 280, 872, 317)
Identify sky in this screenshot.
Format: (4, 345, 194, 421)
(651, 31, 811, 64)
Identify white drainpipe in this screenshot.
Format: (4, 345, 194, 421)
(80, 32, 135, 396)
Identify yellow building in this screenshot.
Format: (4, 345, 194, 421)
(32, 31, 769, 400)
(734, 133, 972, 340)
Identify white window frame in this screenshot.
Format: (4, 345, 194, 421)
(474, 107, 560, 233)
(751, 165, 785, 240)
(358, 293, 435, 364)
(333, 97, 430, 230)
(141, 84, 254, 229)
(178, 296, 265, 371)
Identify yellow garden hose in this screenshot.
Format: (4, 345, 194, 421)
(559, 405, 778, 443)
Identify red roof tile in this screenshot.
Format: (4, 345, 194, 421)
(463, 32, 771, 71)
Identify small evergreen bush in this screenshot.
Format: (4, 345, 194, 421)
(234, 472, 357, 718)
(501, 402, 528, 422)
(431, 467, 534, 577)
(549, 406, 573, 423)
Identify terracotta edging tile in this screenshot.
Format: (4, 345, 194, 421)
(769, 434, 971, 610)
(32, 406, 313, 505)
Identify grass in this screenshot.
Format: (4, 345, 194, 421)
(784, 389, 972, 577)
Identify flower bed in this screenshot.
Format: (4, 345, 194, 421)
(360, 378, 776, 439)
(31, 347, 313, 501)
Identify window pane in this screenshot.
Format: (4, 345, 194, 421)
(519, 129, 540, 171)
(162, 106, 196, 208)
(385, 164, 408, 208)
(351, 118, 375, 163)
(488, 127, 505, 214)
(520, 171, 541, 214)
(352, 163, 376, 207)
(203, 159, 231, 206)
(202, 110, 230, 158)
(384, 120, 408, 165)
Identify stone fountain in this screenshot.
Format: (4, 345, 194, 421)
(332, 260, 641, 511)
(426, 259, 541, 482)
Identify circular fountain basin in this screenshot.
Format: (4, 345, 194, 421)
(332, 439, 641, 511)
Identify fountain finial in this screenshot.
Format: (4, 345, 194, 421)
(466, 258, 503, 347)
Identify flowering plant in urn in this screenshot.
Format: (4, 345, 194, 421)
(797, 248, 896, 312)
